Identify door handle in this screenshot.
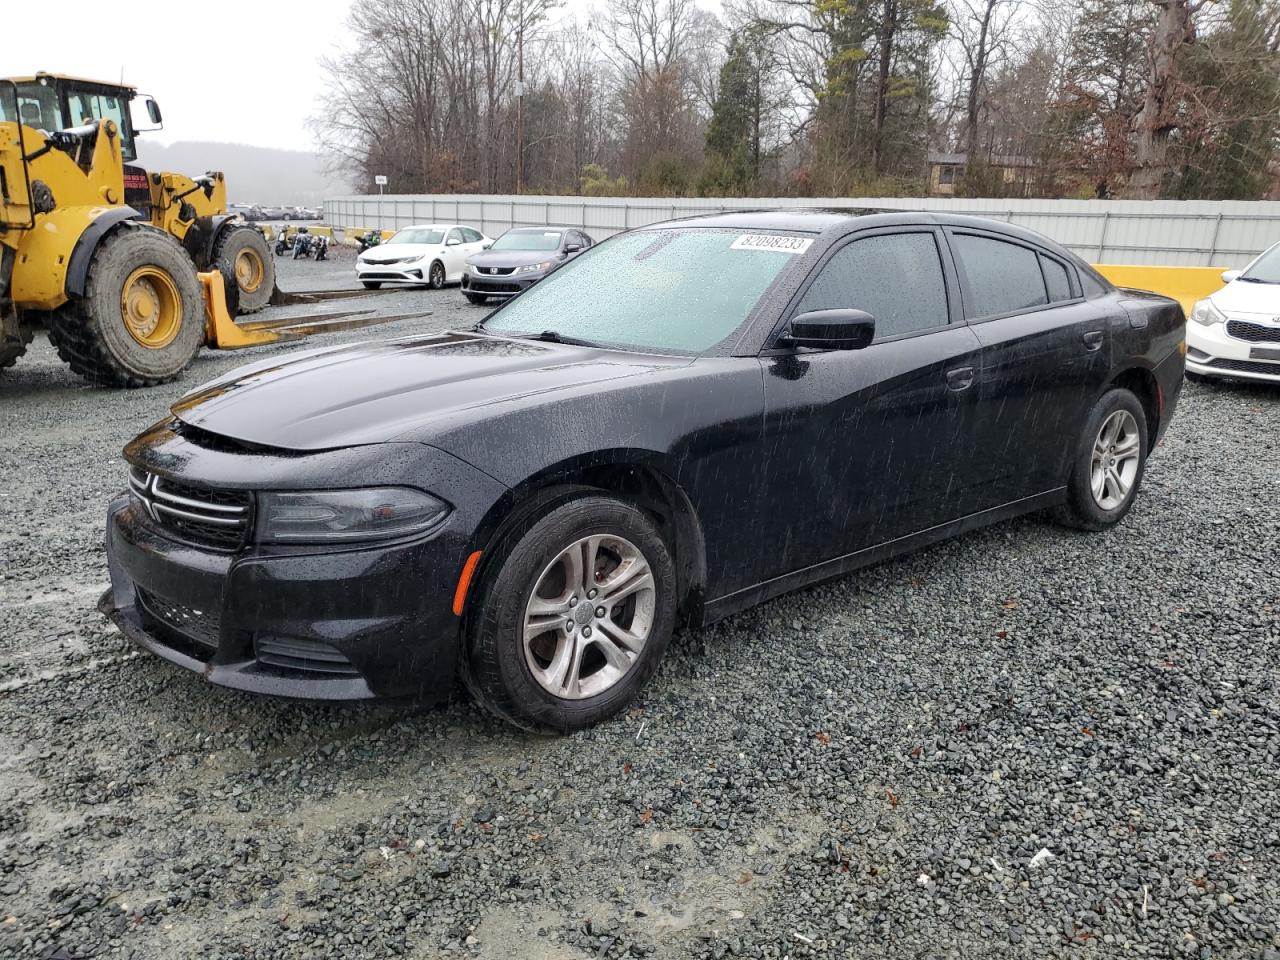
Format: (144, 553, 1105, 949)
(945, 366, 976, 391)
(1082, 330, 1105, 352)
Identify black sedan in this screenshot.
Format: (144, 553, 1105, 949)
(460, 226, 593, 304)
(100, 210, 1186, 732)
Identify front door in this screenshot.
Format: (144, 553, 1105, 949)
(757, 228, 984, 584)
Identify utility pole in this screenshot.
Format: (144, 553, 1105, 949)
(516, 3, 525, 195)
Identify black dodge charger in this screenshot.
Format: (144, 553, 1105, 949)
(101, 210, 1186, 731)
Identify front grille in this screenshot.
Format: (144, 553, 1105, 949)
(1205, 357, 1280, 376)
(477, 266, 515, 276)
(471, 280, 522, 293)
(137, 588, 221, 652)
(129, 467, 251, 550)
(1226, 319, 1280, 344)
(360, 271, 420, 281)
(363, 255, 413, 265)
(255, 637, 361, 676)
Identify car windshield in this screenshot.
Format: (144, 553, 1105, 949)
(481, 228, 801, 354)
(492, 231, 562, 252)
(388, 228, 445, 245)
(1241, 244, 1280, 283)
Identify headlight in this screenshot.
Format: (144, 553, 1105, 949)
(256, 488, 449, 543)
(1189, 298, 1225, 326)
(515, 260, 555, 274)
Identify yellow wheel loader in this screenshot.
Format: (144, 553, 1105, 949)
(0, 74, 418, 387)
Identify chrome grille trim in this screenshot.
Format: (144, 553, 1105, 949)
(127, 467, 251, 550)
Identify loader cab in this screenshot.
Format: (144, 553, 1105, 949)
(0, 74, 159, 164)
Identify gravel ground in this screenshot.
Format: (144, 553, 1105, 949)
(1, 254, 1278, 960)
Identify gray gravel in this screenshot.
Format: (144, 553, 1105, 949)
(1, 256, 1278, 959)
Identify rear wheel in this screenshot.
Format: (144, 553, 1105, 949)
(1054, 388, 1148, 531)
(48, 225, 204, 387)
(464, 292, 489, 305)
(463, 495, 676, 733)
(428, 261, 446, 289)
(212, 226, 274, 314)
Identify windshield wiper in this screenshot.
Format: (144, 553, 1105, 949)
(1239, 276, 1278, 284)
(523, 329, 603, 348)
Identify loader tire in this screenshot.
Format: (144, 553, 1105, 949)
(212, 226, 274, 314)
(48, 225, 204, 388)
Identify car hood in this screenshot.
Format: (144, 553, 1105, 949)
(358, 244, 440, 263)
(170, 332, 673, 452)
(467, 249, 559, 269)
(1212, 279, 1280, 316)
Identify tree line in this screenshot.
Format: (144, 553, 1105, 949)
(311, 0, 1280, 200)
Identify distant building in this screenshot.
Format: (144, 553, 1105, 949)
(927, 151, 1037, 197)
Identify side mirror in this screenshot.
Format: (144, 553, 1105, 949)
(145, 98, 163, 125)
(565, 243, 582, 254)
(785, 309, 876, 350)
(446, 237, 460, 246)
(1221, 269, 1242, 284)
(482, 242, 492, 249)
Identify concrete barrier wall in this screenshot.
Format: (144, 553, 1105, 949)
(325, 194, 1280, 268)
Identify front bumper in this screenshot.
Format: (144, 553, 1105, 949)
(356, 261, 429, 284)
(1186, 318, 1280, 383)
(461, 270, 542, 298)
(100, 496, 466, 701)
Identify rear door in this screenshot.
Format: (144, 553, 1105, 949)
(756, 228, 985, 582)
(948, 229, 1113, 505)
(443, 227, 469, 280)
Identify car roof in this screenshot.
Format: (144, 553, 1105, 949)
(400, 224, 459, 231)
(504, 226, 566, 233)
(638, 208, 1081, 262)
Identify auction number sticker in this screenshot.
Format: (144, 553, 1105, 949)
(730, 234, 813, 254)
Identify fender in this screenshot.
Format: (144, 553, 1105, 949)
(182, 214, 239, 269)
(65, 206, 144, 298)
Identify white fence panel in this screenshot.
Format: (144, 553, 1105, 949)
(325, 195, 1280, 266)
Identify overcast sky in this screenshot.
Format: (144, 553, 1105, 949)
(10, 0, 682, 153)
(12, 0, 362, 151)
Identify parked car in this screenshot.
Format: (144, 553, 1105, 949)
(228, 203, 265, 222)
(461, 226, 594, 304)
(355, 223, 491, 289)
(1185, 240, 1280, 384)
(258, 205, 290, 221)
(100, 210, 1185, 732)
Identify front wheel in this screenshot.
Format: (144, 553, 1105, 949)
(212, 226, 274, 314)
(1054, 388, 1148, 531)
(463, 495, 677, 733)
(427, 261, 446, 289)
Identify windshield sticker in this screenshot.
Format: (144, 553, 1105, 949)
(730, 234, 813, 254)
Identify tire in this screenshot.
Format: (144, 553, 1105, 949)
(1053, 388, 1148, 531)
(427, 261, 446, 289)
(362, 281, 382, 290)
(211, 226, 274, 314)
(464, 292, 489, 305)
(47, 225, 204, 388)
(463, 495, 677, 733)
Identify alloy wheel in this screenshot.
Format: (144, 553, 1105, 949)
(1090, 409, 1141, 510)
(521, 534, 656, 700)
(430, 262, 445, 288)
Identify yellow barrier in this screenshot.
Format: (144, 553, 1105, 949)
(1093, 264, 1226, 315)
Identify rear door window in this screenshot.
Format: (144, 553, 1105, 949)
(461, 227, 483, 243)
(951, 233, 1048, 319)
(796, 231, 950, 341)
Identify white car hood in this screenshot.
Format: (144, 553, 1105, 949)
(358, 243, 442, 263)
(1211, 279, 1280, 318)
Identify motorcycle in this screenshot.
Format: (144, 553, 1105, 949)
(274, 229, 293, 256)
(312, 235, 330, 261)
(291, 229, 313, 259)
(356, 230, 382, 253)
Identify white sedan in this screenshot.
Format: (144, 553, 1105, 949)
(356, 223, 491, 289)
(1187, 241, 1280, 384)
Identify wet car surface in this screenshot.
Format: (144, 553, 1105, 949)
(101, 210, 1186, 732)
